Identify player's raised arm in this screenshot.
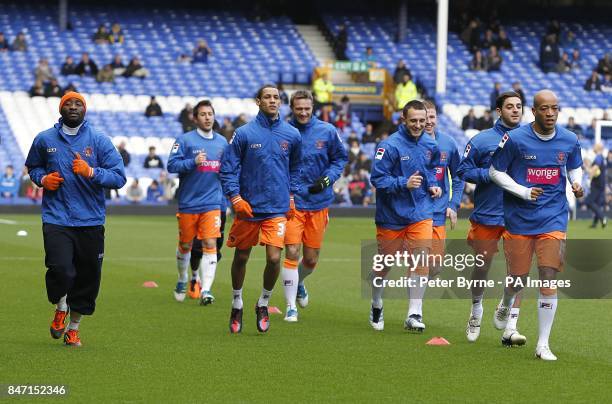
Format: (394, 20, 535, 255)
(457, 141, 490, 184)
(90, 134, 127, 189)
(219, 131, 244, 198)
(489, 134, 539, 201)
(167, 137, 196, 174)
(370, 144, 409, 194)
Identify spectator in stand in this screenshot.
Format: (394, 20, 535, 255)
(11, 32, 27, 51)
(44, 79, 63, 98)
(490, 82, 501, 110)
(348, 170, 370, 206)
(0, 32, 10, 52)
(596, 53, 611, 76)
(144, 146, 164, 169)
(333, 166, 351, 205)
(109, 22, 124, 44)
(334, 24, 348, 60)
(178, 103, 195, 133)
(317, 104, 336, 123)
(496, 29, 512, 50)
(512, 81, 526, 106)
(75, 52, 99, 76)
(92, 24, 111, 44)
(123, 56, 149, 78)
(584, 70, 602, 91)
(347, 139, 361, 164)
(158, 171, 176, 201)
(29, 80, 45, 97)
(461, 108, 478, 130)
(219, 117, 234, 142)
(313, 72, 334, 109)
(335, 112, 348, 131)
(470, 50, 487, 71)
(278, 83, 289, 105)
(338, 95, 352, 118)
(585, 118, 597, 139)
(540, 33, 560, 73)
(0, 165, 19, 198)
(117, 141, 130, 167)
(146, 180, 164, 202)
(63, 82, 78, 94)
(362, 123, 377, 144)
(571, 49, 581, 70)
(364, 46, 376, 66)
(556, 52, 572, 73)
(461, 18, 481, 53)
(125, 178, 144, 203)
(395, 73, 417, 110)
(565, 117, 584, 137)
(96, 64, 115, 83)
(110, 54, 126, 75)
(34, 58, 55, 84)
(232, 113, 248, 129)
(560, 30, 576, 48)
(393, 59, 411, 84)
(486, 45, 502, 71)
(144, 96, 162, 117)
(18, 167, 30, 198)
(354, 152, 372, 172)
(477, 109, 494, 130)
(60, 56, 77, 75)
(547, 20, 561, 40)
(602, 74, 612, 93)
(481, 29, 495, 49)
(192, 39, 212, 64)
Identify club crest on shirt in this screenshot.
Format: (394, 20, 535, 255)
(84, 146, 93, 157)
(440, 151, 448, 162)
(425, 150, 432, 161)
(498, 133, 510, 148)
(315, 140, 327, 150)
(375, 148, 385, 160)
(463, 144, 471, 158)
(557, 151, 566, 164)
(279, 141, 289, 152)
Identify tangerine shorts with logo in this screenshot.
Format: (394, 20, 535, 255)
(376, 219, 433, 255)
(227, 216, 287, 250)
(432, 225, 446, 257)
(177, 210, 221, 244)
(285, 208, 329, 249)
(502, 231, 566, 276)
(467, 220, 505, 256)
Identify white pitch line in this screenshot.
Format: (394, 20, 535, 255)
(0, 219, 18, 225)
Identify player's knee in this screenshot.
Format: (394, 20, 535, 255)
(538, 266, 557, 280)
(302, 256, 318, 269)
(202, 238, 216, 251)
(267, 252, 281, 266)
(285, 244, 300, 260)
(178, 242, 192, 253)
(233, 249, 250, 264)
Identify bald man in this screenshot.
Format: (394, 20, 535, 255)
(488, 90, 584, 360)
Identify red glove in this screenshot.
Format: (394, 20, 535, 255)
(73, 152, 94, 178)
(41, 172, 64, 191)
(286, 195, 296, 220)
(231, 195, 254, 219)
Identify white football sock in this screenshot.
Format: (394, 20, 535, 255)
(282, 267, 299, 309)
(537, 293, 557, 347)
(68, 311, 82, 330)
(199, 252, 217, 292)
(176, 249, 190, 283)
(57, 295, 68, 312)
(371, 272, 384, 309)
(257, 288, 273, 307)
(298, 260, 315, 285)
(506, 308, 520, 330)
(471, 294, 483, 318)
(408, 275, 428, 317)
(232, 289, 243, 310)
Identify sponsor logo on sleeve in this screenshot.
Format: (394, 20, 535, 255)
(498, 133, 510, 148)
(526, 167, 560, 184)
(171, 143, 180, 153)
(463, 143, 471, 158)
(375, 148, 385, 160)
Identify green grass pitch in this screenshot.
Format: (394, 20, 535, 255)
(1, 214, 611, 402)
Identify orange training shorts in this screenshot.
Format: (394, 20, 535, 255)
(227, 216, 287, 250)
(467, 219, 505, 256)
(177, 210, 221, 244)
(285, 208, 329, 249)
(431, 225, 446, 257)
(502, 231, 566, 276)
